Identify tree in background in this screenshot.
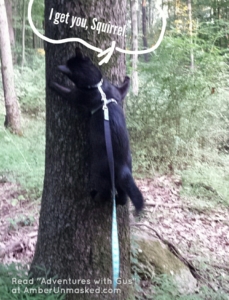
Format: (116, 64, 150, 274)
(8, 0, 44, 64)
(21, 0, 26, 67)
(5, 0, 15, 47)
(130, 0, 139, 95)
(0, 0, 21, 135)
(142, 0, 149, 62)
(30, 1, 132, 299)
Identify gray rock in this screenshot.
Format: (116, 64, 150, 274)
(132, 234, 197, 294)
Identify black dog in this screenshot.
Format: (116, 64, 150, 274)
(50, 48, 144, 212)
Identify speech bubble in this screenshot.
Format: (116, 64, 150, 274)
(28, 0, 166, 65)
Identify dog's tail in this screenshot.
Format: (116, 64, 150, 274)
(118, 168, 144, 212)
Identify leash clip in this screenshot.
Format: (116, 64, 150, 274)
(96, 79, 117, 121)
(103, 106, 109, 121)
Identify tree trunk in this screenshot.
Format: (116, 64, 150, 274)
(130, 0, 139, 95)
(0, 0, 21, 135)
(33, 31, 36, 49)
(142, 0, 149, 62)
(21, 0, 26, 68)
(5, 0, 15, 46)
(148, 0, 152, 31)
(30, 1, 132, 299)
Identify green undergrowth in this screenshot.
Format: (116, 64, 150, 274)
(14, 54, 45, 115)
(0, 54, 45, 199)
(0, 53, 45, 116)
(127, 34, 229, 176)
(151, 276, 228, 300)
(1, 263, 228, 300)
(132, 266, 228, 300)
(180, 153, 229, 207)
(0, 102, 45, 199)
(0, 264, 64, 300)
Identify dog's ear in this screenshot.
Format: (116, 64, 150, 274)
(75, 47, 84, 59)
(118, 76, 130, 100)
(58, 65, 72, 76)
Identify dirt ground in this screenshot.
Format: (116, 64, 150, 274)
(0, 181, 39, 266)
(0, 176, 229, 291)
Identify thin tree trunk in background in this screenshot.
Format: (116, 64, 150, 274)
(217, 3, 221, 47)
(138, 4, 141, 34)
(175, 0, 179, 20)
(30, 0, 132, 299)
(33, 31, 35, 49)
(131, 0, 139, 95)
(187, 0, 194, 70)
(148, 0, 152, 31)
(142, 0, 149, 62)
(0, 0, 22, 135)
(21, 0, 26, 67)
(5, 0, 15, 46)
(13, 1, 18, 63)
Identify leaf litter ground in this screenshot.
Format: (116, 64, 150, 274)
(0, 176, 229, 293)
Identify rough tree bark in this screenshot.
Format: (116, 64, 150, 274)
(0, 0, 21, 135)
(30, 1, 133, 299)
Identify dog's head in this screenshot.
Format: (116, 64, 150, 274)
(50, 48, 130, 108)
(58, 48, 102, 89)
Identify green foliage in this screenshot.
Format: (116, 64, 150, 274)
(0, 264, 64, 300)
(131, 262, 228, 300)
(0, 52, 45, 198)
(151, 275, 229, 300)
(127, 34, 229, 174)
(12, 0, 44, 59)
(14, 54, 45, 115)
(30, 1, 45, 24)
(0, 102, 45, 198)
(180, 153, 229, 206)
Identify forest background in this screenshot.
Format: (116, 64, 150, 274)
(0, 0, 229, 299)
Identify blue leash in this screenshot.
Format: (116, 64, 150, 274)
(97, 81, 120, 290)
(111, 192, 120, 288)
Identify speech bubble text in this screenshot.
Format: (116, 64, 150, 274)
(48, 8, 127, 37)
(28, 0, 167, 65)
(49, 8, 88, 29)
(49, 9, 70, 25)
